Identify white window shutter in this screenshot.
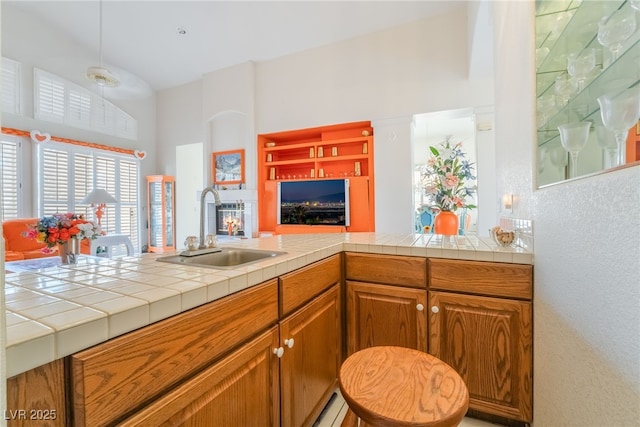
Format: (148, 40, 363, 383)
(34, 69, 65, 123)
(118, 159, 140, 251)
(68, 88, 92, 129)
(0, 136, 21, 219)
(36, 143, 140, 253)
(1, 57, 21, 115)
(73, 152, 95, 219)
(33, 67, 137, 140)
(41, 146, 70, 214)
(116, 109, 138, 140)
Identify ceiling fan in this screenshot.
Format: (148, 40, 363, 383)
(86, 0, 119, 88)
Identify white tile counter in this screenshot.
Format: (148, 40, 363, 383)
(3, 232, 533, 377)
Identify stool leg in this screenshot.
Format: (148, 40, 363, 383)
(341, 409, 359, 427)
(341, 409, 373, 427)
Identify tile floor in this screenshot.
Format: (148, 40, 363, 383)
(314, 390, 502, 427)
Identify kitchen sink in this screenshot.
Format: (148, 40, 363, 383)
(156, 247, 287, 269)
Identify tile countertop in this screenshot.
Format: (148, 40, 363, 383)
(3, 232, 533, 377)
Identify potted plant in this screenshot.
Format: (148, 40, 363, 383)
(421, 136, 477, 235)
(23, 213, 101, 263)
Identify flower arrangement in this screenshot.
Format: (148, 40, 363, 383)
(422, 137, 477, 212)
(23, 213, 101, 254)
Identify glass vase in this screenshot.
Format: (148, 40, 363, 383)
(434, 211, 459, 236)
(59, 238, 81, 265)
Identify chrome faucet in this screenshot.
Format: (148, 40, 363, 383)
(199, 185, 221, 249)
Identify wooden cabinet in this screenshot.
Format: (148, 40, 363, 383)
(6, 251, 534, 426)
(279, 254, 341, 317)
(278, 254, 342, 427)
(6, 255, 344, 427)
(119, 327, 281, 427)
(345, 252, 427, 355)
(345, 252, 427, 289)
(257, 121, 375, 234)
(346, 281, 427, 354)
(428, 259, 533, 423)
(279, 285, 341, 427)
(147, 175, 175, 253)
(72, 279, 279, 427)
(6, 359, 66, 427)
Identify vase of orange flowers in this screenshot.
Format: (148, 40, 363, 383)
(421, 137, 477, 235)
(23, 213, 101, 264)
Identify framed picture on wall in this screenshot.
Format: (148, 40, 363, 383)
(212, 149, 245, 185)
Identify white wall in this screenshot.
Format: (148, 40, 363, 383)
(2, 4, 157, 246)
(156, 6, 496, 235)
(263, 6, 493, 234)
(203, 61, 256, 190)
(156, 80, 203, 179)
(474, 105, 497, 235)
(176, 143, 203, 251)
(156, 80, 204, 243)
(492, 2, 640, 425)
(255, 6, 494, 233)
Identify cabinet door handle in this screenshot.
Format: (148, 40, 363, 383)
(284, 338, 295, 348)
(416, 304, 424, 311)
(431, 305, 439, 314)
(273, 347, 284, 358)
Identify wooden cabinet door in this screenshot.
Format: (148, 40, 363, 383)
(279, 284, 341, 427)
(72, 280, 278, 427)
(119, 327, 280, 427)
(6, 359, 66, 427)
(346, 280, 427, 355)
(429, 291, 532, 422)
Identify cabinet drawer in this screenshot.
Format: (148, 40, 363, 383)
(345, 252, 426, 288)
(119, 327, 280, 427)
(71, 279, 279, 427)
(429, 259, 532, 300)
(280, 254, 341, 316)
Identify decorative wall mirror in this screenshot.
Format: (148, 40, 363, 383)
(535, 0, 640, 188)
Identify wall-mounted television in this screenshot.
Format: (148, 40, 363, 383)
(277, 179, 350, 226)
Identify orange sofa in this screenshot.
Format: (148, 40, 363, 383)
(3, 218, 90, 262)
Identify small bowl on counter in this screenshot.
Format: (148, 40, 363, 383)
(490, 227, 517, 247)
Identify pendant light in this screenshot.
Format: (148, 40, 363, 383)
(86, 0, 119, 87)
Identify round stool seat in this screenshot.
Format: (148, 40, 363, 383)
(339, 346, 469, 427)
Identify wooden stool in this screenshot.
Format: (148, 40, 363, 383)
(338, 346, 469, 427)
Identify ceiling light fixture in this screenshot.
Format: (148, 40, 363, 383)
(177, 26, 188, 36)
(86, 0, 119, 87)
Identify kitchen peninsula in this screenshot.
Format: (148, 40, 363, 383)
(6, 232, 533, 426)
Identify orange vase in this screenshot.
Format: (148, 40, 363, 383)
(434, 211, 459, 235)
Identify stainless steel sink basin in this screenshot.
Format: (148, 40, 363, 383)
(156, 247, 287, 269)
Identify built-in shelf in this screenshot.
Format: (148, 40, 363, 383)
(257, 121, 375, 234)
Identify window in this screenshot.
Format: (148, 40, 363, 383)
(2, 57, 22, 115)
(37, 142, 140, 253)
(34, 69, 65, 123)
(118, 160, 140, 251)
(0, 135, 22, 219)
(34, 68, 137, 140)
